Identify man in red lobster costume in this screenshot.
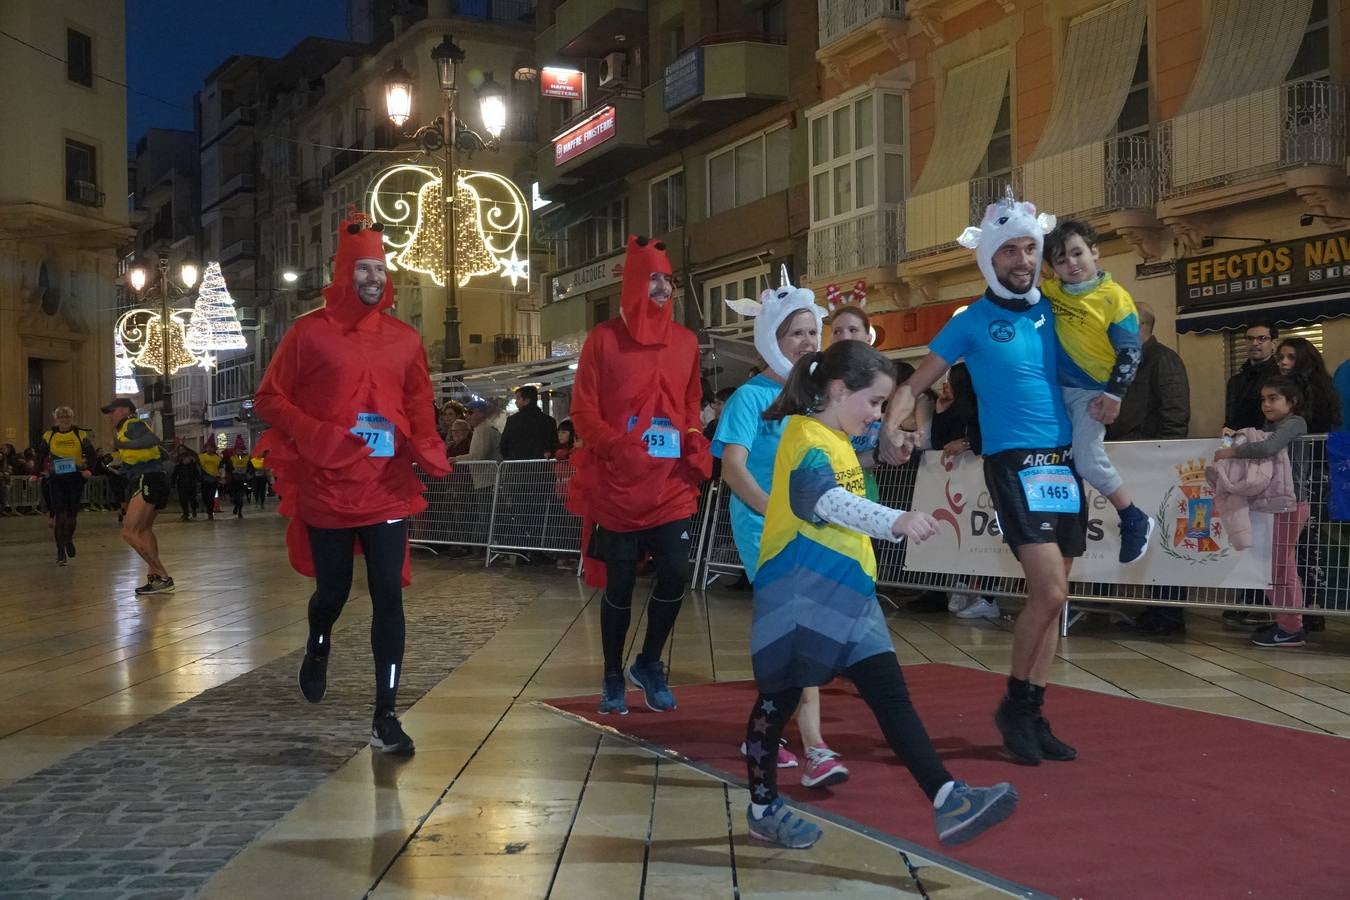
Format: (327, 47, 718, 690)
(569, 235, 711, 715)
(254, 212, 449, 755)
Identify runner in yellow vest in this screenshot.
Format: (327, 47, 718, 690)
(198, 442, 223, 520)
(102, 398, 174, 595)
(249, 449, 270, 510)
(34, 406, 96, 566)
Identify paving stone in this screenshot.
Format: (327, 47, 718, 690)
(0, 600, 529, 899)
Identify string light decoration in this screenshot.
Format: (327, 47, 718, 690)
(114, 335, 139, 394)
(117, 308, 201, 375)
(367, 164, 530, 291)
(185, 262, 248, 351)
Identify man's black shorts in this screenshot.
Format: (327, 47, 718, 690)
(983, 446, 1087, 559)
(133, 471, 171, 510)
(589, 518, 692, 564)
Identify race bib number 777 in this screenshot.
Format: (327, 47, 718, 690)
(352, 413, 395, 458)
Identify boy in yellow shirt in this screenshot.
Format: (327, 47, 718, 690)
(1042, 220, 1152, 564)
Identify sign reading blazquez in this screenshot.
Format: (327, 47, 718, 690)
(554, 106, 617, 165)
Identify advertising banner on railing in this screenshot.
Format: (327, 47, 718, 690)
(906, 440, 1273, 589)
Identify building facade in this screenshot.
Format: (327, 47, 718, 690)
(534, 0, 1350, 433)
(0, 0, 131, 449)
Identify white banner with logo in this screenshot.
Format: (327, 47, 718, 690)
(906, 440, 1274, 589)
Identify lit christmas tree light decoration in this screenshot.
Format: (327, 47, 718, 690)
(185, 262, 248, 351)
(114, 335, 139, 394)
(367, 164, 529, 291)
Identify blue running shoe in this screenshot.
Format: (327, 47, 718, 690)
(935, 781, 1018, 846)
(747, 796, 821, 849)
(1119, 505, 1155, 565)
(597, 673, 628, 715)
(627, 657, 676, 711)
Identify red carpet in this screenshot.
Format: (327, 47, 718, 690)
(543, 664, 1350, 899)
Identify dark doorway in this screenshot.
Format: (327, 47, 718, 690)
(27, 358, 45, 449)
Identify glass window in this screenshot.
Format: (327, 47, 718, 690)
(883, 94, 904, 146)
(855, 96, 874, 149)
(811, 117, 828, 166)
(813, 171, 830, 221)
(709, 150, 734, 215)
(67, 30, 92, 87)
(855, 156, 875, 207)
(884, 153, 905, 204)
(975, 83, 1012, 178)
(832, 107, 851, 158)
(832, 165, 852, 215)
(1287, 0, 1330, 81)
(651, 169, 686, 233)
(735, 140, 765, 205)
(1115, 30, 1150, 138)
(65, 139, 98, 203)
(766, 127, 790, 195)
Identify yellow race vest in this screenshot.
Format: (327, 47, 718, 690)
(116, 419, 162, 466)
(199, 452, 222, 477)
(44, 428, 88, 462)
(249, 456, 266, 472)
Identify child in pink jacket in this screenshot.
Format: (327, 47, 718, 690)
(1213, 376, 1310, 648)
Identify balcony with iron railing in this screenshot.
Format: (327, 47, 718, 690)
(1020, 134, 1156, 221)
(807, 207, 904, 282)
(904, 174, 1013, 258)
(818, 0, 905, 49)
(493, 332, 547, 364)
(1158, 78, 1347, 202)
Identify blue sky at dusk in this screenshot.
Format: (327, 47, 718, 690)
(125, 0, 348, 143)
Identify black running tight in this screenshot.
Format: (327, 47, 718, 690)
(48, 475, 84, 560)
(598, 520, 689, 676)
(307, 520, 408, 714)
(745, 653, 953, 806)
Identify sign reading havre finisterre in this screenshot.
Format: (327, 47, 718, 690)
(1176, 228, 1350, 310)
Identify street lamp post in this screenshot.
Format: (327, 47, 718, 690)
(384, 35, 507, 373)
(128, 254, 199, 441)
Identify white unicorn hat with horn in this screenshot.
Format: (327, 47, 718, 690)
(724, 265, 825, 378)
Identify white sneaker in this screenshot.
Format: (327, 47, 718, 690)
(947, 583, 973, 613)
(955, 596, 1000, 620)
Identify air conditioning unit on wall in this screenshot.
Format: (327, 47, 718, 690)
(599, 52, 629, 88)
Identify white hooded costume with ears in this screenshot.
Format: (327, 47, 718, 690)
(724, 266, 826, 379)
(957, 187, 1056, 308)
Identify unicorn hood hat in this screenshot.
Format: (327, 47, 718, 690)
(725, 266, 825, 378)
(957, 187, 1056, 307)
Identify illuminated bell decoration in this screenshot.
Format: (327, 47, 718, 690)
(397, 176, 497, 287)
(367, 164, 530, 291)
(117, 308, 203, 375)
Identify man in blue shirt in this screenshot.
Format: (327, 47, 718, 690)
(880, 191, 1081, 768)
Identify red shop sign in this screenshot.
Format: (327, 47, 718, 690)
(540, 66, 584, 101)
(554, 106, 616, 165)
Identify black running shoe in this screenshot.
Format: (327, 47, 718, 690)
(995, 696, 1042, 765)
(141, 577, 175, 595)
(298, 651, 329, 703)
(1035, 716, 1077, 761)
(65, 541, 76, 558)
(134, 576, 162, 595)
(371, 710, 415, 755)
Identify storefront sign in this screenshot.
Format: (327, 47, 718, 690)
(1176, 229, 1350, 312)
(554, 106, 617, 165)
(550, 250, 625, 302)
(908, 440, 1272, 589)
(662, 48, 704, 111)
(540, 66, 584, 101)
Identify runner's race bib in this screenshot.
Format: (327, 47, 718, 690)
(851, 420, 881, 453)
(1018, 465, 1079, 514)
(352, 413, 395, 458)
(53, 457, 78, 475)
(627, 416, 681, 459)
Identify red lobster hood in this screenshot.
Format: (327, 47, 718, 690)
(322, 215, 394, 330)
(619, 235, 674, 346)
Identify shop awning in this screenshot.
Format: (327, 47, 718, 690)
(1176, 292, 1350, 334)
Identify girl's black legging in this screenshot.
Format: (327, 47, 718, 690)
(252, 476, 268, 508)
(745, 652, 953, 806)
(200, 478, 217, 516)
(177, 482, 197, 517)
(307, 520, 407, 715)
(48, 474, 85, 559)
(229, 479, 246, 515)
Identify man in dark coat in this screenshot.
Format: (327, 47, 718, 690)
(1224, 322, 1279, 432)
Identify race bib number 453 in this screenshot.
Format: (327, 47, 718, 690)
(1018, 465, 1080, 514)
(352, 413, 395, 458)
(627, 416, 681, 459)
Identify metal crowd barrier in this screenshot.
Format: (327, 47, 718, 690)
(2, 474, 120, 513)
(406, 438, 1350, 626)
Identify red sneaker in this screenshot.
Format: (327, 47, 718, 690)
(800, 744, 849, 788)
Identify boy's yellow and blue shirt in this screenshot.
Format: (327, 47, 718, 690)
(1042, 273, 1141, 394)
(751, 415, 892, 693)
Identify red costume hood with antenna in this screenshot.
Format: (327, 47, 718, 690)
(566, 235, 711, 586)
(253, 213, 449, 585)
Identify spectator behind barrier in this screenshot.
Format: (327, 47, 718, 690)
(1275, 337, 1344, 433)
(500, 385, 558, 460)
(1225, 322, 1279, 431)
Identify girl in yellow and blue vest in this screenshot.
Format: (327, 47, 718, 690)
(198, 439, 223, 520)
(35, 406, 97, 565)
(742, 340, 1017, 850)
